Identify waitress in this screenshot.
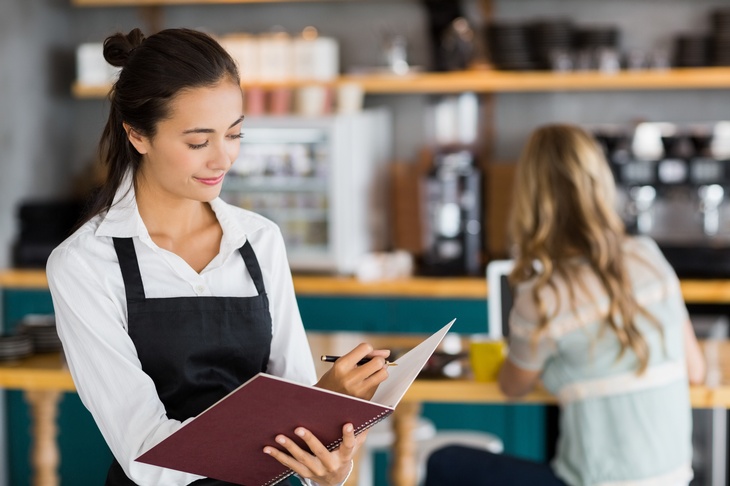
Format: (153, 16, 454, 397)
(46, 27, 389, 486)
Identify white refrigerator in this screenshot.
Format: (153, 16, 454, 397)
(221, 109, 393, 274)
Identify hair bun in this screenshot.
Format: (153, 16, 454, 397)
(103, 28, 146, 68)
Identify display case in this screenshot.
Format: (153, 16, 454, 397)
(220, 109, 392, 273)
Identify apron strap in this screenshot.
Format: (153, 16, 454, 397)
(112, 237, 146, 303)
(238, 240, 266, 296)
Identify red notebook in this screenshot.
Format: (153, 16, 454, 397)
(136, 319, 454, 486)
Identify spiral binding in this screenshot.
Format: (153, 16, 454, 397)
(262, 409, 394, 486)
(263, 469, 295, 486)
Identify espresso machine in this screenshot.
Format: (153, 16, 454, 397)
(419, 149, 482, 276)
(595, 121, 730, 277)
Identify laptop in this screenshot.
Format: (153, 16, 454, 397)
(486, 259, 514, 339)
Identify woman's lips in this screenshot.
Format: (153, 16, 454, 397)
(195, 174, 225, 186)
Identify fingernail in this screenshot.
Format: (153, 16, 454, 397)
(345, 424, 354, 433)
(295, 428, 305, 437)
(263, 447, 272, 454)
(276, 436, 286, 444)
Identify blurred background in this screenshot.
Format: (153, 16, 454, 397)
(3, 1, 730, 485)
(4, 0, 730, 280)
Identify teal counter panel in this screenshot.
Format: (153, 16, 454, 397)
(2, 289, 54, 329)
(298, 294, 547, 486)
(3, 289, 111, 486)
(421, 403, 545, 462)
(298, 296, 489, 335)
(6, 391, 111, 486)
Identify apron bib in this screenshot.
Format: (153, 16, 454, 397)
(105, 238, 272, 485)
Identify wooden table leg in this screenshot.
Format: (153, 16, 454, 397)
(390, 401, 422, 486)
(344, 445, 363, 486)
(24, 390, 62, 486)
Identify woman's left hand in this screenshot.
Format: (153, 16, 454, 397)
(263, 423, 366, 486)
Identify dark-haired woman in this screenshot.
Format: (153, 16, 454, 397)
(46, 28, 389, 486)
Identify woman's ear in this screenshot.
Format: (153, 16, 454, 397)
(123, 123, 149, 155)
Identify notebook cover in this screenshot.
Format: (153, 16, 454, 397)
(136, 320, 455, 485)
(136, 373, 393, 486)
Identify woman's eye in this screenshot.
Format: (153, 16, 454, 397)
(188, 141, 209, 150)
(228, 132, 244, 141)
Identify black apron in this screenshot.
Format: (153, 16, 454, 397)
(106, 237, 273, 486)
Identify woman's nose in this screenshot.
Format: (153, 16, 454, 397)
(209, 141, 235, 170)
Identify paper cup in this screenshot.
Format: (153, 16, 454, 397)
(296, 85, 330, 116)
(337, 82, 364, 114)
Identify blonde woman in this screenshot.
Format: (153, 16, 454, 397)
(425, 124, 705, 486)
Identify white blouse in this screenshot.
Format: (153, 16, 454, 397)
(46, 173, 323, 485)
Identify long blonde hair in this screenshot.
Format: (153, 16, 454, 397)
(509, 124, 658, 373)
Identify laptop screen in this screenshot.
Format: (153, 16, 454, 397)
(486, 260, 514, 339)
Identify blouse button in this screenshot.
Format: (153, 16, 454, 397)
(195, 284, 205, 294)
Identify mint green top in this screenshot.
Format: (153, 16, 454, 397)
(508, 237, 693, 486)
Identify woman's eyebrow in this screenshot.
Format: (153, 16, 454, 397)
(229, 115, 245, 128)
(182, 116, 245, 135)
(182, 127, 214, 134)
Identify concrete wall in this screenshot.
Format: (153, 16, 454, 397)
(0, 0, 73, 270)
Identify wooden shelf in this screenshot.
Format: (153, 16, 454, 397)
(6, 269, 730, 302)
(293, 276, 487, 299)
(72, 0, 350, 5)
(344, 68, 730, 93)
(72, 68, 730, 99)
(71, 79, 337, 98)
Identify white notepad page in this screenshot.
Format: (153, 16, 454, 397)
(370, 319, 455, 408)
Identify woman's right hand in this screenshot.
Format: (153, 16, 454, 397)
(264, 422, 366, 486)
(315, 343, 390, 400)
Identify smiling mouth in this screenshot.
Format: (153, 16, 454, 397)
(195, 174, 225, 186)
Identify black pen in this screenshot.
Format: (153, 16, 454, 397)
(320, 355, 397, 366)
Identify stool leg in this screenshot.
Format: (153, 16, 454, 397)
(357, 445, 374, 486)
(345, 446, 364, 486)
(24, 390, 62, 486)
(390, 401, 421, 486)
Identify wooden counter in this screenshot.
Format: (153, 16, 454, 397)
(2, 270, 730, 484)
(3, 338, 730, 486)
(0, 270, 49, 290)
(3, 269, 730, 302)
(4, 341, 730, 407)
(0, 270, 487, 298)
(0, 354, 73, 391)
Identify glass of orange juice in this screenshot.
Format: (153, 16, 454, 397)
(469, 335, 506, 382)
